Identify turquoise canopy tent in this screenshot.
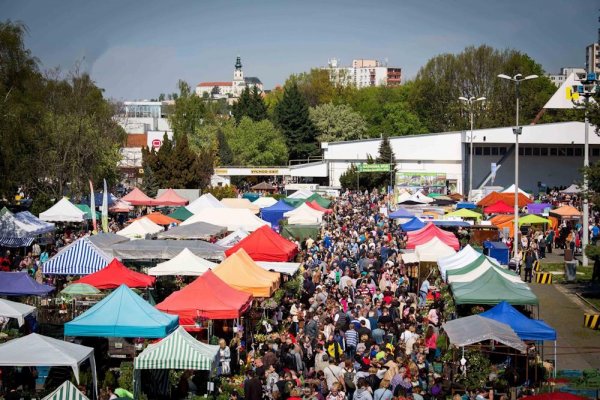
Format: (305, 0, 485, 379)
(64, 285, 178, 338)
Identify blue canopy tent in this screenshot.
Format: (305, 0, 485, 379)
(483, 241, 510, 265)
(456, 202, 477, 210)
(14, 212, 55, 235)
(65, 284, 178, 338)
(432, 220, 471, 228)
(43, 237, 112, 276)
(260, 200, 294, 229)
(400, 217, 425, 232)
(0, 272, 55, 296)
(80, 192, 117, 207)
(389, 207, 415, 219)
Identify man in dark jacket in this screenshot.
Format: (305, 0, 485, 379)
(304, 314, 319, 340)
(244, 370, 263, 400)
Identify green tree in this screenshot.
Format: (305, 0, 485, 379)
(287, 68, 355, 107)
(309, 103, 367, 142)
(224, 117, 288, 165)
(216, 128, 233, 165)
(380, 102, 427, 136)
(232, 86, 267, 123)
(374, 134, 396, 189)
(274, 82, 318, 160)
(168, 80, 209, 140)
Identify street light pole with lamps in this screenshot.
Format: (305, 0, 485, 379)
(459, 96, 486, 198)
(497, 73, 538, 260)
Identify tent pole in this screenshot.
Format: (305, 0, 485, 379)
(554, 340, 557, 378)
(90, 354, 98, 400)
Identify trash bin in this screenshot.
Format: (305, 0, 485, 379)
(565, 260, 577, 282)
(564, 248, 573, 261)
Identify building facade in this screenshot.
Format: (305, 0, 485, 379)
(546, 67, 586, 87)
(586, 43, 600, 74)
(326, 58, 402, 88)
(195, 57, 263, 99)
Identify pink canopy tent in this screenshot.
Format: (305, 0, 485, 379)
(121, 188, 156, 206)
(153, 189, 189, 206)
(406, 223, 460, 250)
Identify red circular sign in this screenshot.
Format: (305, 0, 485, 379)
(151, 139, 162, 149)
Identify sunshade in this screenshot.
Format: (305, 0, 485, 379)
(477, 192, 532, 208)
(225, 225, 298, 261)
(501, 184, 530, 197)
(451, 268, 538, 305)
(88, 232, 129, 256)
(284, 203, 324, 225)
(168, 207, 194, 221)
(0, 209, 47, 247)
(306, 193, 331, 208)
(518, 214, 551, 226)
(111, 239, 225, 261)
(455, 202, 476, 210)
(109, 200, 133, 213)
(446, 208, 482, 220)
(40, 198, 86, 223)
(185, 193, 224, 214)
(559, 184, 581, 194)
(405, 223, 460, 250)
(148, 248, 217, 276)
(153, 188, 189, 206)
(442, 315, 526, 352)
(61, 283, 101, 296)
(156, 270, 252, 321)
(401, 217, 425, 231)
(0, 298, 36, 326)
(13, 211, 55, 235)
(480, 301, 556, 341)
(74, 258, 155, 289)
(117, 218, 163, 239)
(252, 197, 278, 208)
(42, 380, 90, 400)
(213, 249, 280, 297)
(484, 201, 514, 214)
(132, 212, 180, 226)
(221, 198, 260, 214)
(42, 237, 113, 276)
(216, 229, 249, 248)
(388, 207, 414, 219)
(121, 188, 156, 206)
(414, 237, 456, 262)
(156, 221, 227, 240)
(287, 189, 314, 199)
(75, 204, 100, 220)
(0, 271, 55, 296)
(256, 261, 301, 275)
(280, 224, 320, 242)
(251, 182, 277, 191)
(260, 200, 295, 228)
(525, 203, 552, 215)
(438, 245, 482, 278)
(64, 285, 178, 338)
(550, 205, 581, 218)
(182, 208, 270, 231)
(446, 254, 521, 284)
(307, 200, 332, 214)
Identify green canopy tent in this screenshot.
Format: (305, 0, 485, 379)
(445, 254, 518, 279)
(451, 268, 538, 306)
(446, 208, 482, 221)
(518, 214, 551, 226)
(280, 224, 320, 242)
(167, 207, 193, 222)
(60, 283, 101, 297)
(283, 197, 305, 208)
(75, 204, 100, 220)
(42, 380, 89, 400)
(306, 193, 331, 208)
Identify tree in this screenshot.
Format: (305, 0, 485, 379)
(211, 85, 220, 97)
(216, 128, 233, 165)
(168, 80, 209, 140)
(158, 93, 165, 101)
(286, 68, 354, 107)
(274, 82, 318, 160)
(309, 103, 367, 142)
(232, 86, 267, 123)
(224, 117, 288, 165)
(379, 102, 427, 136)
(374, 134, 396, 189)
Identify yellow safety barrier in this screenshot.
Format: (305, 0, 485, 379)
(584, 313, 600, 330)
(533, 260, 541, 272)
(535, 272, 552, 284)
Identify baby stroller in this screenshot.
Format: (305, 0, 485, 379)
(508, 257, 521, 275)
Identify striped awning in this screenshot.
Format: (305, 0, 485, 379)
(42, 380, 89, 400)
(0, 236, 35, 247)
(135, 326, 219, 371)
(43, 237, 112, 275)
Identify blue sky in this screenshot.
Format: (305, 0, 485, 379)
(2, 0, 596, 100)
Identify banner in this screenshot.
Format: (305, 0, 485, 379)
(395, 172, 446, 187)
(102, 179, 108, 233)
(89, 180, 97, 232)
(357, 163, 391, 172)
(491, 163, 497, 184)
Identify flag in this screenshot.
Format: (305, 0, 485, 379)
(544, 72, 596, 109)
(102, 179, 108, 233)
(89, 180, 97, 232)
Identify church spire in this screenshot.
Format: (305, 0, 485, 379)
(235, 56, 242, 70)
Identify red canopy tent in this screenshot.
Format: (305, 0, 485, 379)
(156, 270, 252, 323)
(121, 187, 157, 206)
(307, 201, 332, 214)
(521, 394, 589, 400)
(153, 189, 189, 206)
(484, 201, 514, 214)
(405, 223, 460, 250)
(74, 258, 155, 289)
(225, 225, 298, 261)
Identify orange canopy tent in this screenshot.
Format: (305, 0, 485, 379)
(132, 212, 180, 226)
(213, 249, 279, 297)
(153, 189, 189, 206)
(74, 258, 155, 289)
(477, 192, 532, 208)
(550, 205, 582, 218)
(490, 215, 514, 226)
(121, 188, 157, 206)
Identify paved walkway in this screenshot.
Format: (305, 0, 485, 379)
(530, 282, 600, 370)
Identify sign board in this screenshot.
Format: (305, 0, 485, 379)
(396, 172, 446, 187)
(357, 163, 391, 172)
(146, 130, 173, 150)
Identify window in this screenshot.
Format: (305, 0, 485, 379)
(574, 148, 583, 156)
(499, 147, 507, 155)
(566, 148, 574, 156)
(483, 147, 491, 156)
(475, 147, 483, 156)
(518, 147, 524, 156)
(541, 148, 548, 156)
(524, 147, 532, 156)
(550, 148, 558, 156)
(592, 148, 600, 157)
(558, 148, 567, 156)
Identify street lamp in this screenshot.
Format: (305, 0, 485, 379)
(497, 73, 538, 260)
(459, 96, 486, 197)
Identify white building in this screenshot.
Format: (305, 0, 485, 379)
(586, 43, 600, 74)
(195, 57, 263, 99)
(326, 58, 401, 88)
(546, 67, 586, 87)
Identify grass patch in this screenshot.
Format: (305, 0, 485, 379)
(583, 296, 600, 311)
(536, 262, 594, 284)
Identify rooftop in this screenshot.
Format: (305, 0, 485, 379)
(197, 81, 233, 87)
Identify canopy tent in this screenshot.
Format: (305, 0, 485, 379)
(225, 225, 297, 262)
(0, 208, 54, 247)
(438, 245, 483, 278)
(0, 333, 97, 391)
(153, 188, 189, 206)
(446, 254, 522, 284)
(74, 258, 155, 289)
(121, 187, 157, 206)
(483, 241, 510, 265)
(220, 198, 260, 214)
(75, 204, 100, 220)
(414, 237, 456, 262)
(43, 237, 112, 275)
(525, 203, 552, 215)
(399, 191, 434, 205)
(518, 214, 551, 226)
(185, 193, 224, 214)
(88, 232, 129, 256)
(477, 192, 533, 208)
(427, 192, 442, 198)
(306, 193, 331, 208)
(109, 199, 133, 213)
(490, 214, 514, 226)
(280, 224, 320, 242)
(112, 239, 225, 261)
(260, 200, 295, 228)
(117, 218, 164, 239)
(560, 184, 581, 194)
(480, 301, 556, 341)
(42, 380, 89, 400)
(442, 315, 526, 352)
(242, 192, 260, 202)
(484, 201, 514, 214)
(550, 205, 582, 218)
(451, 268, 538, 305)
(0, 298, 36, 326)
(61, 283, 101, 297)
(251, 182, 277, 191)
(521, 393, 589, 400)
(284, 203, 324, 225)
(502, 184, 531, 197)
(65, 285, 178, 338)
(0, 271, 55, 296)
(216, 229, 249, 248)
(252, 196, 278, 208)
(400, 217, 427, 232)
(168, 206, 194, 222)
(405, 223, 460, 250)
(134, 326, 219, 370)
(40, 198, 86, 223)
(287, 189, 314, 199)
(388, 207, 415, 219)
(307, 200, 333, 214)
(446, 208, 482, 220)
(213, 249, 280, 297)
(432, 220, 471, 228)
(256, 261, 301, 275)
(156, 270, 252, 322)
(400, 252, 419, 264)
(283, 197, 305, 208)
(14, 211, 55, 235)
(396, 192, 411, 204)
(182, 208, 270, 232)
(148, 248, 217, 276)
(456, 202, 477, 210)
(132, 212, 180, 226)
(156, 221, 227, 241)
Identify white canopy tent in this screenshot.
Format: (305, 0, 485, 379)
(40, 198, 86, 223)
(42, 380, 89, 400)
(502, 184, 531, 197)
(437, 245, 482, 279)
(117, 218, 163, 239)
(560, 184, 581, 194)
(216, 229, 249, 248)
(256, 261, 301, 275)
(148, 248, 217, 276)
(442, 315, 526, 352)
(287, 189, 314, 199)
(284, 203, 323, 225)
(414, 237, 456, 262)
(221, 198, 260, 214)
(447, 257, 523, 284)
(0, 298, 36, 327)
(0, 333, 97, 397)
(185, 193, 225, 214)
(182, 208, 270, 232)
(253, 197, 278, 208)
(400, 252, 419, 264)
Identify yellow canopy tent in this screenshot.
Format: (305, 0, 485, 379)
(213, 249, 279, 297)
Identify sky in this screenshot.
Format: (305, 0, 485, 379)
(2, 0, 597, 100)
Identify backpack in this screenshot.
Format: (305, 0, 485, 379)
(343, 370, 356, 390)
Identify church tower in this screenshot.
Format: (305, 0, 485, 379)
(233, 56, 244, 82)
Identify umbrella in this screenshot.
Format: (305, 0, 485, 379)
(61, 283, 101, 296)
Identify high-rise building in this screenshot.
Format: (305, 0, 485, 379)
(586, 43, 600, 74)
(546, 67, 586, 87)
(326, 58, 402, 88)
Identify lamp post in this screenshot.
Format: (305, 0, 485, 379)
(459, 96, 486, 197)
(498, 73, 538, 260)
